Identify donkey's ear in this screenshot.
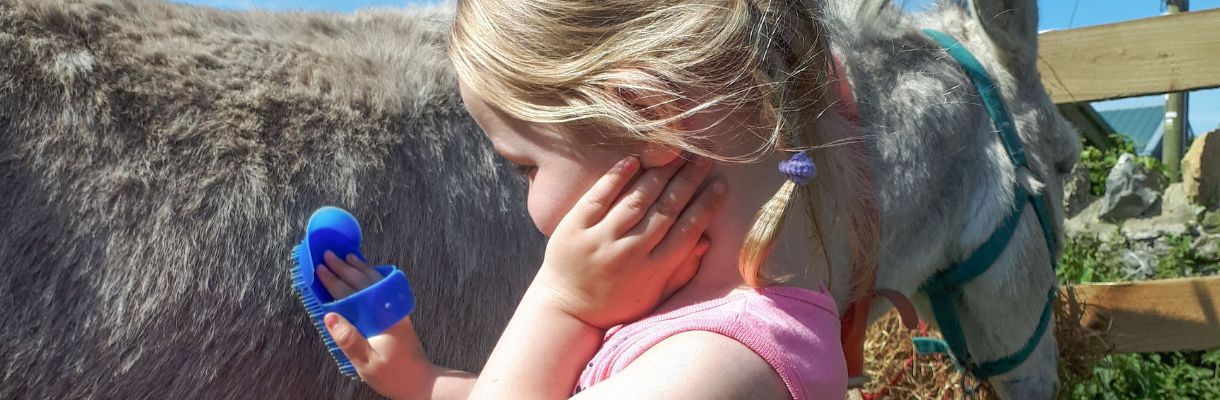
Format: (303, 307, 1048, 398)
(970, 0, 1039, 68)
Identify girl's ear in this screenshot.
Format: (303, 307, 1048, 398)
(604, 69, 689, 127)
(638, 143, 682, 168)
(603, 69, 690, 168)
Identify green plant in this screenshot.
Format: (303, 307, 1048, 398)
(1155, 234, 1218, 279)
(1079, 134, 1166, 196)
(1058, 232, 1127, 284)
(1062, 351, 1220, 400)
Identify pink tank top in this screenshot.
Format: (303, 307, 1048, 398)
(573, 286, 847, 399)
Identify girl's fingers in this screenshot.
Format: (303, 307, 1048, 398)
(346, 254, 383, 283)
(650, 181, 726, 259)
(565, 156, 640, 228)
(324, 251, 374, 289)
(317, 265, 356, 299)
(659, 237, 710, 301)
(628, 157, 713, 249)
(325, 313, 376, 369)
(602, 158, 685, 234)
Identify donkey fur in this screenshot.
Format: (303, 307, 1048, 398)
(0, 0, 1079, 398)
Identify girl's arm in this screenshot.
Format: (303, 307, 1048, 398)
(321, 155, 724, 399)
(462, 286, 602, 398)
(471, 156, 719, 398)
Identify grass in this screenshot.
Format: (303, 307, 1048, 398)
(1063, 351, 1220, 400)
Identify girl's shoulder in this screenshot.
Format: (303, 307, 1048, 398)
(574, 329, 792, 399)
(575, 286, 847, 400)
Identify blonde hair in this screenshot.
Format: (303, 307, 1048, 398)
(450, 0, 877, 298)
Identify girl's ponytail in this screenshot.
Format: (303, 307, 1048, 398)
(739, 179, 798, 287)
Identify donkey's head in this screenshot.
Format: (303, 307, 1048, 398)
(837, 0, 1082, 397)
(933, 0, 1080, 398)
(963, 0, 1082, 228)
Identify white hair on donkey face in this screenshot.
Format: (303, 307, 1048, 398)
(1, 0, 1078, 398)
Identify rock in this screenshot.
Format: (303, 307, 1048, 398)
(1195, 234, 1220, 263)
(1140, 182, 1198, 227)
(1204, 210, 1220, 234)
(1119, 249, 1158, 280)
(1062, 162, 1092, 217)
(1182, 131, 1219, 209)
(1119, 184, 1197, 254)
(1064, 197, 1119, 237)
(1100, 153, 1167, 221)
(1121, 219, 1189, 242)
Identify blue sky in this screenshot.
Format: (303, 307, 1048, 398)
(169, 0, 422, 12)
(173, 0, 1217, 133)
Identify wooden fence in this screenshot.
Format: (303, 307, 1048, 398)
(1063, 276, 1220, 354)
(1042, 7, 1220, 356)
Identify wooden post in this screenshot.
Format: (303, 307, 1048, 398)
(1164, 0, 1189, 182)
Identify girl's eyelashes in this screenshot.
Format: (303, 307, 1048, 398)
(512, 164, 536, 176)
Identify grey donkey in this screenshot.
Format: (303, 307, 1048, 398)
(0, 0, 1079, 399)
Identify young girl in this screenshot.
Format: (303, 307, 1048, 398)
(319, 0, 875, 398)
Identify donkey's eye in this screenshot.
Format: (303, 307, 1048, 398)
(1055, 160, 1075, 175)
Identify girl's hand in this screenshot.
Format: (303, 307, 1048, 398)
(468, 155, 726, 399)
(534, 155, 726, 329)
(317, 252, 471, 400)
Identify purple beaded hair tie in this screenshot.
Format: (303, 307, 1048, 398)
(778, 151, 816, 185)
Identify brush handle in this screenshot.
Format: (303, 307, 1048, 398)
(323, 265, 415, 337)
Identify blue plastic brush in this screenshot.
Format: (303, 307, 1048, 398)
(292, 206, 415, 377)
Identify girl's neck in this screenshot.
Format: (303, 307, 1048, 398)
(658, 153, 830, 311)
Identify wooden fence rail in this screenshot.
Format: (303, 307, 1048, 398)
(1039, 8, 1220, 104)
(1063, 276, 1220, 354)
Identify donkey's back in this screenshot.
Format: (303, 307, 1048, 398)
(0, 1, 543, 398)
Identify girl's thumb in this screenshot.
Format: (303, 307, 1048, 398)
(324, 313, 374, 367)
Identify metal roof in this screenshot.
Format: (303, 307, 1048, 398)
(1097, 105, 1195, 157)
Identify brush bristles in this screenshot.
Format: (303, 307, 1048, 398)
(292, 244, 358, 377)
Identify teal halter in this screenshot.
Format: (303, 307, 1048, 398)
(916, 29, 1059, 380)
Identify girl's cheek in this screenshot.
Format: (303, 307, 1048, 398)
(526, 188, 562, 237)
(523, 162, 609, 237)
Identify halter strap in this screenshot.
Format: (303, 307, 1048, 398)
(918, 29, 1059, 379)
